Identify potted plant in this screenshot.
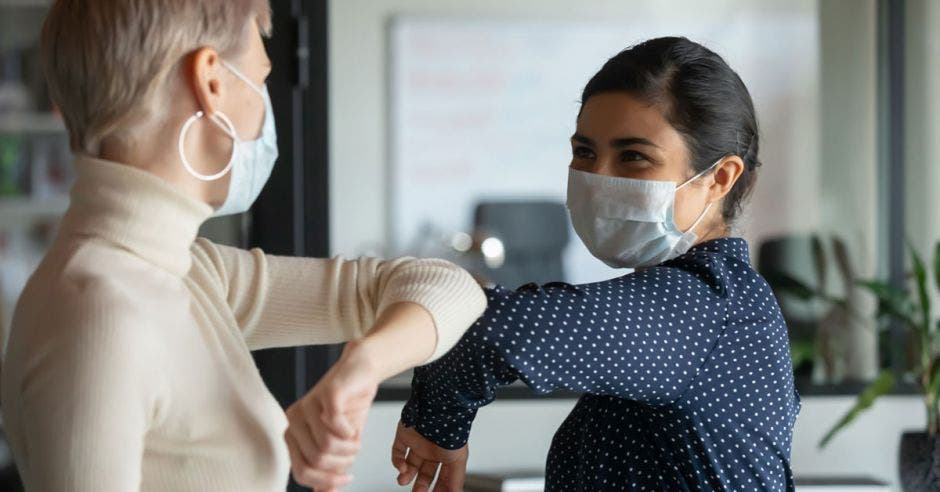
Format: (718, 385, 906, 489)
(781, 243, 940, 491)
(761, 235, 881, 385)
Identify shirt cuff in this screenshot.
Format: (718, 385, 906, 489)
(401, 366, 478, 450)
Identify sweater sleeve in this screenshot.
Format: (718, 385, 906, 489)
(189, 239, 487, 361)
(2, 290, 161, 491)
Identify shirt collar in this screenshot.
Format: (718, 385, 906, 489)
(688, 237, 751, 263)
(59, 155, 214, 277)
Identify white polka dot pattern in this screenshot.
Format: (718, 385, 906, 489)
(402, 238, 801, 491)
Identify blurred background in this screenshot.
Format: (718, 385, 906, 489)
(0, 0, 938, 490)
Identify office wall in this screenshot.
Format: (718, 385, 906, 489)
(907, 0, 940, 275)
(328, 0, 920, 490)
(328, 0, 826, 258)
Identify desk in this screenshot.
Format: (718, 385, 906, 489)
(464, 472, 892, 492)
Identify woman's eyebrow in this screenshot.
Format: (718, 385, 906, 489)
(611, 137, 661, 149)
(571, 133, 660, 149)
(571, 133, 595, 146)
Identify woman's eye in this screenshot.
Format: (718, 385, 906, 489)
(620, 151, 647, 162)
(572, 146, 595, 159)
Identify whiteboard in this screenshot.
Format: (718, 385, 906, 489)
(389, 14, 819, 284)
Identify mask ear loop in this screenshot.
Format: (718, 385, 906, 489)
(676, 158, 723, 190)
(178, 110, 239, 181)
(683, 201, 714, 234)
(675, 158, 722, 233)
(220, 60, 265, 97)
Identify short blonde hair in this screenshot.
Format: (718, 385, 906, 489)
(41, 0, 272, 154)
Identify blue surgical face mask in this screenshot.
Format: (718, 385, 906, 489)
(177, 59, 278, 217)
(566, 161, 719, 269)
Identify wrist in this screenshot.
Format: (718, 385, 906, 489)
(340, 338, 384, 382)
(346, 302, 437, 381)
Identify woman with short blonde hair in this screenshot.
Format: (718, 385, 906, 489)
(1, 1, 486, 490)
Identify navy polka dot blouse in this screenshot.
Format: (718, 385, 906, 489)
(402, 238, 801, 491)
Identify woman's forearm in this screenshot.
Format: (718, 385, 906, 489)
(197, 241, 486, 356)
(343, 301, 437, 381)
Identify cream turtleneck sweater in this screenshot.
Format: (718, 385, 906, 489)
(0, 156, 486, 491)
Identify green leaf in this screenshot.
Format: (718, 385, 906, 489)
(764, 270, 816, 301)
(929, 362, 940, 399)
(910, 244, 932, 335)
(856, 280, 917, 328)
(789, 340, 815, 369)
(764, 270, 847, 307)
(934, 241, 940, 296)
(819, 370, 895, 448)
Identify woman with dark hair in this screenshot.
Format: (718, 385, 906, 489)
(385, 37, 801, 491)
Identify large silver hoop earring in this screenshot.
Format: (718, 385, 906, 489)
(177, 110, 238, 181)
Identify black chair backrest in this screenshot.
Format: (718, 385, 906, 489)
(473, 200, 569, 288)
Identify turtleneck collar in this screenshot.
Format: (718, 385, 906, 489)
(59, 155, 214, 277)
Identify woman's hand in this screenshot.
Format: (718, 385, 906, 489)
(391, 421, 469, 492)
(284, 341, 379, 491)
(284, 302, 439, 490)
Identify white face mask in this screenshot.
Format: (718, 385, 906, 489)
(566, 161, 719, 269)
(177, 59, 278, 217)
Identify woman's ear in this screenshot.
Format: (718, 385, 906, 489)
(187, 47, 225, 117)
(708, 156, 745, 202)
